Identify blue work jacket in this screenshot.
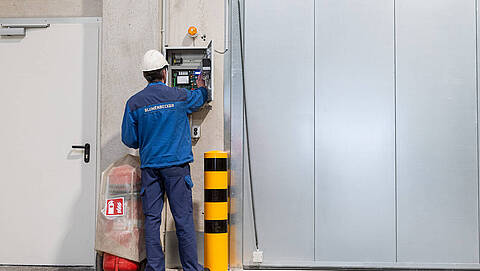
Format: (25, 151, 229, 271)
(121, 81, 208, 168)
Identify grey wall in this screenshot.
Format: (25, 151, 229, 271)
(100, 0, 225, 198)
(100, 0, 160, 171)
(237, 0, 480, 268)
(242, 0, 315, 263)
(99, 0, 225, 267)
(165, 0, 225, 229)
(100, 4, 225, 259)
(396, 0, 479, 263)
(315, 0, 395, 262)
(163, 0, 225, 267)
(0, 0, 102, 17)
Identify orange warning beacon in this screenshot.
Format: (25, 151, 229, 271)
(188, 26, 198, 38)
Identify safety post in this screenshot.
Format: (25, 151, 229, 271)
(204, 151, 228, 271)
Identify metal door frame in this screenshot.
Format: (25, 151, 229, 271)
(0, 17, 102, 268)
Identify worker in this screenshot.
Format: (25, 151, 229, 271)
(121, 49, 208, 271)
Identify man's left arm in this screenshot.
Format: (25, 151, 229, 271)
(121, 103, 139, 149)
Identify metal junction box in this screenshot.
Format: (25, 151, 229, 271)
(165, 42, 214, 102)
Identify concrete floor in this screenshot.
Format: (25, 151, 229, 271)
(0, 267, 93, 271)
(0, 269, 334, 271)
(0, 268, 449, 271)
(0, 268, 334, 271)
(0, 267, 466, 271)
(0, 267, 185, 271)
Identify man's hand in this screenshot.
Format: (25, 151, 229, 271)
(196, 73, 206, 88)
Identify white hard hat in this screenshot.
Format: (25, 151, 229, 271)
(142, 49, 169, 72)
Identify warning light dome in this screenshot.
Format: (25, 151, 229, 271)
(188, 26, 198, 37)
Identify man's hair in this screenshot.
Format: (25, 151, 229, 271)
(143, 66, 167, 83)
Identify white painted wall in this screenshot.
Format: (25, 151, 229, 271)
(0, 0, 102, 17)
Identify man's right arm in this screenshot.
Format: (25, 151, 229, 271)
(185, 73, 208, 114)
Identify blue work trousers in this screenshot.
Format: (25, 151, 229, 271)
(141, 164, 202, 271)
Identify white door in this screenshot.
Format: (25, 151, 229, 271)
(0, 18, 100, 266)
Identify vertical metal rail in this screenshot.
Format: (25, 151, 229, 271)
(237, 0, 259, 251)
(312, 0, 316, 260)
(393, 0, 399, 263)
(476, 0, 480, 259)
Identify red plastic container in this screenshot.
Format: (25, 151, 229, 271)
(103, 253, 140, 271)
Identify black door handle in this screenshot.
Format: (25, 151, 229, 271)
(72, 143, 90, 163)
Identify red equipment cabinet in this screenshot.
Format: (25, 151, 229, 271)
(103, 253, 140, 271)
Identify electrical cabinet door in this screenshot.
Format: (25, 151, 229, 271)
(315, 0, 396, 262)
(243, 0, 315, 265)
(396, 0, 479, 263)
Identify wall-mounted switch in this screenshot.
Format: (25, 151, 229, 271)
(192, 125, 201, 139)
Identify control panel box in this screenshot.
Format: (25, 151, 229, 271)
(165, 42, 213, 102)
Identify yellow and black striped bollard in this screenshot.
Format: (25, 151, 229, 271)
(204, 151, 228, 271)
